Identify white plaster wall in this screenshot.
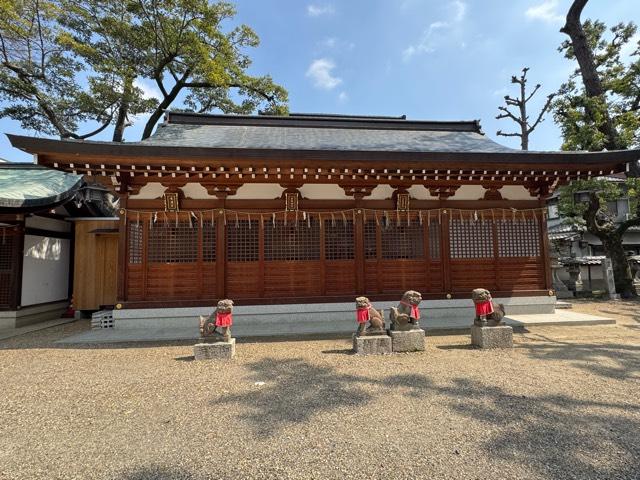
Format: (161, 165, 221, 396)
(20, 235, 70, 306)
(299, 184, 351, 200)
(500, 186, 537, 200)
(180, 183, 211, 199)
(450, 185, 484, 200)
(368, 184, 395, 200)
(130, 182, 166, 199)
(229, 184, 285, 199)
(25, 216, 70, 233)
(407, 185, 437, 200)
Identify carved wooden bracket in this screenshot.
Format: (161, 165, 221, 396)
(127, 184, 144, 196)
(203, 184, 241, 198)
(161, 183, 187, 194)
(483, 187, 503, 200)
(428, 186, 460, 199)
(527, 183, 551, 198)
(339, 185, 375, 198)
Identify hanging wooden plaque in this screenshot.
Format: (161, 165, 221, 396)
(396, 193, 410, 211)
(285, 192, 299, 211)
(163, 193, 180, 212)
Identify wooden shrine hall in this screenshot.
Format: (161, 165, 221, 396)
(8, 112, 640, 316)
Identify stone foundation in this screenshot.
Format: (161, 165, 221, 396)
(194, 338, 236, 360)
(471, 325, 513, 349)
(352, 334, 392, 355)
(389, 329, 425, 352)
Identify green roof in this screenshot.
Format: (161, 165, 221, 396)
(0, 163, 83, 209)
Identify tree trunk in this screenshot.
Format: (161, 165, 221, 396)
(561, 0, 619, 151)
(112, 76, 133, 143)
(519, 79, 529, 150)
(601, 234, 636, 298)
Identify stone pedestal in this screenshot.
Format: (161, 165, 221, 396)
(352, 334, 392, 355)
(194, 338, 236, 360)
(389, 329, 425, 353)
(471, 325, 513, 349)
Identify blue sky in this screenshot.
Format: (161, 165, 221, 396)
(2, 0, 639, 162)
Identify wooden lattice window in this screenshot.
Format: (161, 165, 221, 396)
(449, 219, 494, 259)
(364, 220, 377, 260)
(497, 219, 540, 257)
(381, 218, 424, 259)
(226, 220, 259, 262)
(202, 220, 216, 262)
(0, 232, 17, 307)
(429, 221, 441, 260)
(324, 220, 354, 260)
(128, 222, 143, 264)
(264, 219, 320, 261)
(148, 221, 198, 263)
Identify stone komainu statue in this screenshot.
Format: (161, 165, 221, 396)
(389, 290, 422, 331)
(355, 296, 385, 336)
(471, 288, 505, 326)
(199, 299, 234, 342)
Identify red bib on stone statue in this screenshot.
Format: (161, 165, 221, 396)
(215, 312, 233, 327)
(356, 307, 370, 324)
(475, 300, 494, 316)
(401, 301, 420, 320)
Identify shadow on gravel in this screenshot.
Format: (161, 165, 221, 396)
(116, 465, 201, 480)
(381, 374, 640, 480)
(217, 358, 640, 479)
(214, 358, 372, 437)
(520, 335, 640, 380)
(436, 344, 475, 350)
(321, 348, 354, 355)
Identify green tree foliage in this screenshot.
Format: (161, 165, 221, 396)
(558, 178, 640, 297)
(0, 0, 288, 141)
(554, 20, 640, 151)
(553, 0, 640, 297)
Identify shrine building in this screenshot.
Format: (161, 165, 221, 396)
(8, 113, 640, 333)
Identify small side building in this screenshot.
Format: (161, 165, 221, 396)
(0, 163, 116, 330)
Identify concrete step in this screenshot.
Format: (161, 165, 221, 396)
(56, 309, 614, 345)
(555, 301, 573, 309)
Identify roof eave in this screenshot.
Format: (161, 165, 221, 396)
(6, 134, 639, 170)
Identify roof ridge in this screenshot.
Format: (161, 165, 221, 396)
(163, 111, 482, 133)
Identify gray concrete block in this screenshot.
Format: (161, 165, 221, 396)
(471, 325, 513, 349)
(352, 334, 392, 355)
(193, 338, 236, 360)
(389, 329, 426, 352)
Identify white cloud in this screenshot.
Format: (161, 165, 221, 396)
(402, 1, 467, 60)
(525, 0, 563, 25)
(134, 79, 161, 100)
(451, 0, 466, 22)
(338, 91, 348, 102)
(306, 58, 342, 90)
(307, 4, 334, 17)
(318, 37, 355, 51)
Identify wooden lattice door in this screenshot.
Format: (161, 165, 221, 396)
(0, 228, 21, 309)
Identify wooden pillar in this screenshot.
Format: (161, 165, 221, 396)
(116, 192, 129, 306)
(141, 213, 148, 301)
(441, 209, 452, 295)
(216, 202, 226, 299)
(258, 215, 265, 298)
(491, 214, 500, 292)
(196, 212, 203, 300)
(9, 220, 25, 310)
(354, 195, 365, 294)
(319, 214, 326, 297)
(539, 209, 553, 291)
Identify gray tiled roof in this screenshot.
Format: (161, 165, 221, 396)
(0, 164, 82, 209)
(143, 122, 517, 153)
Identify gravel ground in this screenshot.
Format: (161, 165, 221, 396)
(1, 300, 639, 480)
